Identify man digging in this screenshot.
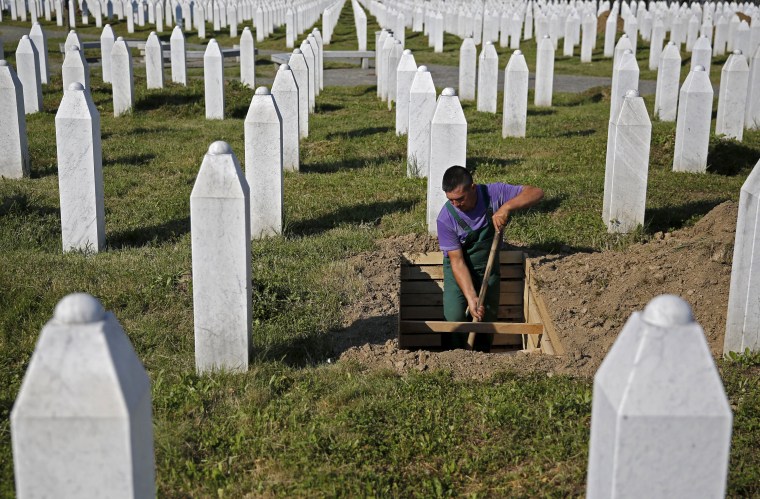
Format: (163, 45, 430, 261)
(437, 166, 544, 351)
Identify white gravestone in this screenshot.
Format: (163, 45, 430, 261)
(100, 24, 115, 83)
(604, 11, 618, 57)
(395, 49, 417, 135)
(204, 39, 224, 120)
(299, 39, 316, 113)
(725, 159, 760, 355)
(535, 35, 555, 107)
(56, 82, 105, 252)
(604, 90, 650, 234)
(111, 37, 134, 116)
(609, 49, 639, 124)
(62, 45, 90, 92)
(427, 88, 467, 235)
(0, 61, 30, 178)
(386, 40, 402, 109)
(691, 35, 712, 72)
(170, 25, 186, 85)
(308, 32, 321, 94)
(476, 42, 498, 113)
(244, 87, 283, 238)
(716, 50, 749, 141)
(654, 42, 681, 121)
(16, 36, 43, 114)
(746, 45, 760, 130)
(191, 141, 251, 373)
(240, 27, 255, 88)
(510, 12, 521, 50)
(581, 14, 594, 63)
(587, 294, 732, 499)
(673, 66, 713, 173)
(407, 65, 436, 178)
(649, 17, 665, 71)
(64, 29, 81, 53)
(379, 33, 394, 100)
(144, 31, 164, 89)
(29, 23, 49, 85)
(11, 293, 155, 498)
(288, 49, 309, 138)
(271, 64, 299, 172)
(613, 34, 632, 69)
(458, 37, 476, 101)
(502, 49, 529, 138)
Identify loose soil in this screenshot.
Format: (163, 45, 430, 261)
(335, 202, 737, 380)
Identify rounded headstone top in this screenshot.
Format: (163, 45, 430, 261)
(624, 49, 633, 54)
(733, 49, 742, 55)
(280, 63, 291, 70)
(418, 65, 428, 72)
(314, 28, 320, 32)
(208, 141, 232, 155)
(486, 41, 493, 45)
(244, 27, 250, 31)
(68, 82, 85, 91)
(0, 60, 7, 67)
(442, 87, 457, 96)
(625, 89, 639, 98)
(105, 23, 111, 27)
(621, 33, 629, 38)
(117, 36, 124, 41)
(255, 86, 271, 95)
(694, 65, 706, 71)
(54, 293, 106, 324)
(294, 48, 302, 54)
(150, 31, 156, 36)
(515, 49, 523, 55)
(209, 39, 218, 45)
(68, 45, 80, 51)
(21, 35, 29, 40)
(642, 294, 694, 327)
(403, 49, 412, 55)
(543, 34, 550, 39)
(69, 29, 76, 33)
(667, 41, 675, 45)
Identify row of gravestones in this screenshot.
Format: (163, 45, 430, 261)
(7, 286, 747, 496)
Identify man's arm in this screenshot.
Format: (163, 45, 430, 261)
(448, 248, 485, 321)
(493, 185, 544, 232)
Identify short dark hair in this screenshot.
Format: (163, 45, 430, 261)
(442, 166, 473, 192)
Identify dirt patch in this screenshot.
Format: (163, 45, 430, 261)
(335, 202, 737, 380)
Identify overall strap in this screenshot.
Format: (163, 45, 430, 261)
(444, 200, 472, 233)
(481, 184, 493, 218)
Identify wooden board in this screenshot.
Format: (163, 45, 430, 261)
(401, 280, 525, 294)
(400, 305, 524, 321)
(402, 250, 525, 265)
(401, 264, 524, 280)
(401, 292, 524, 307)
(399, 321, 542, 335)
(525, 261, 565, 355)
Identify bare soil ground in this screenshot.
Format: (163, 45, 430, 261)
(336, 202, 737, 380)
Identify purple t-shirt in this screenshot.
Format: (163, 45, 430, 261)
(437, 183, 523, 256)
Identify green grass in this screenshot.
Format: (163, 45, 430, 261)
(1, 3, 760, 497)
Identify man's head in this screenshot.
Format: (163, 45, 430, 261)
(442, 166, 477, 212)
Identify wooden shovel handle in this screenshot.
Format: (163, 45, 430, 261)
(467, 227, 503, 350)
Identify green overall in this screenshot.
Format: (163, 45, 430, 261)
(442, 185, 501, 351)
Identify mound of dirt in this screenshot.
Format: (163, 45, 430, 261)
(335, 202, 737, 380)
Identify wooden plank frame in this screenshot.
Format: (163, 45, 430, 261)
(398, 251, 565, 355)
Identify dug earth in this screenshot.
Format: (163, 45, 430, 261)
(337, 202, 737, 380)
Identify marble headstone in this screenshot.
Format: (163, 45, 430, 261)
(240, 27, 255, 88)
(534, 35, 555, 107)
(0, 61, 30, 178)
(654, 42, 681, 121)
(170, 25, 186, 85)
(407, 65, 436, 178)
(746, 45, 760, 130)
(716, 50, 749, 141)
(15, 35, 43, 113)
(395, 49, 417, 135)
(111, 37, 134, 116)
(100, 24, 115, 83)
(458, 37, 476, 101)
(204, 39, 224, 120)
(144, 31, 164, 89)
(271, 64, 300, 172)
(29, 23, 49, 84)
(288, 49, 309, 138)
(476, 41, 498, 113)
(673, 66, 713, 173)
(502, 50, 529, 138)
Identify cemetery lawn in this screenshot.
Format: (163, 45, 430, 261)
(1, 12, 760, 497)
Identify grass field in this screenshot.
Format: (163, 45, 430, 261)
(1, 4, 760, 497)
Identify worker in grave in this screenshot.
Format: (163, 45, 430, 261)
(437, 166, 544, 350)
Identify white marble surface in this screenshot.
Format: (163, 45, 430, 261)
(309, 31, 323, 93)
(534, 35, 554, 107)
(613, 34, 632, 69)
(587, 294, 732, 499)
(0, 61, 30, 178)
(510, 12, 521, 50)
(605, 90, 650, 234)
(407, 65, 436, 178)
(378, 31, 392, 99)
(686, 14, 700, 51)
(100, 24, 115, 83)
(746, 45, 760, 130)
(245, 87, 283, 238)
(64, 29, 81, 52)
(654, 42, 681, 121)
(649, 18, 665, 70)
(458, 37, 476, 101)
(725, 159, 760, 354)
(145, 31, 163, 89)
(395, 49, 416, 135)
(285, 7, 295, 48)
(271, 64, 299, 172)
(15, 36, 42, 114)
(204, 39, 224, 120)
(288, 49, 309, 138)
(427, 88, 467, 235)
(56, 82, 105, 252)
(62, 44, 90, 92)
(674, 66, 713, 173)
(691, 35, 712, 72)
(191, 141, 251, 373)
(502, 50, 529, 138)
(581, 14, 594, 62)
(299, 39, 316, 112)
(111, 37, 134, 116)
(29, 23, 49, 84)
(240, 27, 255, 88)
(387, 39, 402, 108)
(563, 16, 575, 57)
(610, 49, 639, 124)
(603, 11, 617, 57)
(733, 21, 751, 59)
(170, 25, 186, 85)
(716, 50, 749, 140)
(714, 15, 728, 56)
(476, 42, 498, 113)
(11, 293, 155, 498)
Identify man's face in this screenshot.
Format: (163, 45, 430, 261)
(446, 183, 477, 212)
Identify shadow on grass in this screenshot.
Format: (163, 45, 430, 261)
(135, 92, 202, 111)
(645, 199, 725, 233)
(317, 102, 344, 112)
(103, 152, 157, 167)
(707, 138, 760, 176)
(301, 153, 399, 173)
(287, 199, 416, 236)
(527, 108, 557, 116)
(326, 126, 392, 140)
(108, 216, 189, 249)
(0, 194, 58, 218)
(558, 128, 596, 138)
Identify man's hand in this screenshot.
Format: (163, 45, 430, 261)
(492, 209, 510, 233)
(467, 296, 485, 321)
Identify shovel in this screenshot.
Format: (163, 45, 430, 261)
(467, 227, 504, 350)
